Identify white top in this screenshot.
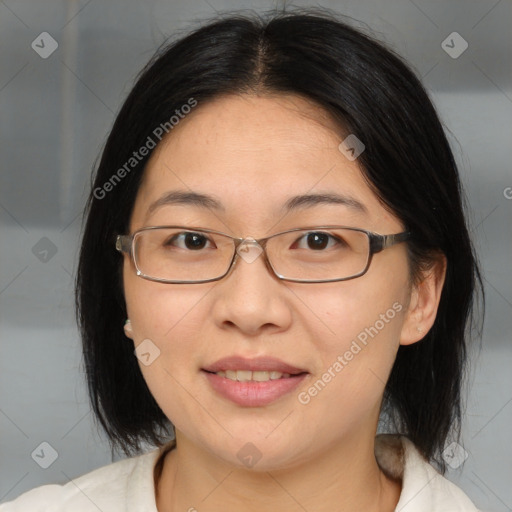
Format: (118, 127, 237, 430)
(0, 435, 480, 511)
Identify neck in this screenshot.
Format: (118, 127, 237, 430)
(155, 430, 401, 512)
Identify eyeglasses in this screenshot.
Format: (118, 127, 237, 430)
(116, 226, 411, 284)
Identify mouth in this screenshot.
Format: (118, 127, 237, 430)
(202, 355, 308, 375)
(204, 369, 304, 382)
(201, 356, 309, 407)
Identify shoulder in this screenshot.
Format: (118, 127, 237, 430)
(375, 434, 482, 512)
(0, 445, 167, 512)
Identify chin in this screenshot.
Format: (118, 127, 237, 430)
(204, 433, 309, 473)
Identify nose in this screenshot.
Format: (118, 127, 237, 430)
(210, 241, 293, 336)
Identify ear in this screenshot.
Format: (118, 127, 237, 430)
(400, 254, 447, 346)
(123, 319, 134, 340)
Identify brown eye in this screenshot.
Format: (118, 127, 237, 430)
(306, 232, 329, 250)
(166, 232, 214, 250)
(293, 232, 343, 251)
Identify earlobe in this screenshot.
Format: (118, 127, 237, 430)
(400, 254, 447, 346)
(124, 319, 134, 339)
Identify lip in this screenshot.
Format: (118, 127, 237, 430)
(202, 356, 307, 374)
(201, 355, 309, 407)
(202, 371, 308, 407)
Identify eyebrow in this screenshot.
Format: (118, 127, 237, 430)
(147, 190, 225, 215)
(147, 190, 367, 215)
(282, 192, 367, 214)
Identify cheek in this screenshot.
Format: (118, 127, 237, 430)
(125, 289, 209, 370)
(122, 283, 205, 431)
(310, 273, 407, 347)
(123, 255, 204, 339)
(122, 266, 215, 403)
(301, 277, 408, 408)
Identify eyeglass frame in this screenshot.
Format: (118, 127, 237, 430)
(115, 225, 411, 284)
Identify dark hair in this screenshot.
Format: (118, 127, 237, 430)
(76, 8, 482, 471)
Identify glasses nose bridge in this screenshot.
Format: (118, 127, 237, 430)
(227, 234, 276, 279)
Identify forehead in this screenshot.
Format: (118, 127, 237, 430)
(130, 94, 400, 232)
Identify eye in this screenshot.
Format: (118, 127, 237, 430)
(293, 232, 344, 251)
(165, 232, 215, 251)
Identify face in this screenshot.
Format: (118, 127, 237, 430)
(123, 94, 418, 470)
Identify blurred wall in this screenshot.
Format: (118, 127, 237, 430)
(1, 1, 511, 510)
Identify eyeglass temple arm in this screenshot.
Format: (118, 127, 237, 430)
(115, 235, 132, 254)
(369, 231, 411, 254)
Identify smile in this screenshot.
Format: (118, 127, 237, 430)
(214, 370, 291, 381)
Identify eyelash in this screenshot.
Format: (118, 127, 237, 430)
(165, 231, 344, 251)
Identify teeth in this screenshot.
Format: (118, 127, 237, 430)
(215, 370, 292, 381)
(236, 370, 252, 382)
(253, 371, 270, 382)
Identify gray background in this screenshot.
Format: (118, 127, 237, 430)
(0, 0, 511, 510)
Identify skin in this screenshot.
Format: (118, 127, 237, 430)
(122, 93, 446, 512)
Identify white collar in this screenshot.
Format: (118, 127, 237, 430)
(375, 434, 480, 511)
(124, 435, 480, 511)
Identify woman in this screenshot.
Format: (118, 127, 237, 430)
(1, 9, 483, 511)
